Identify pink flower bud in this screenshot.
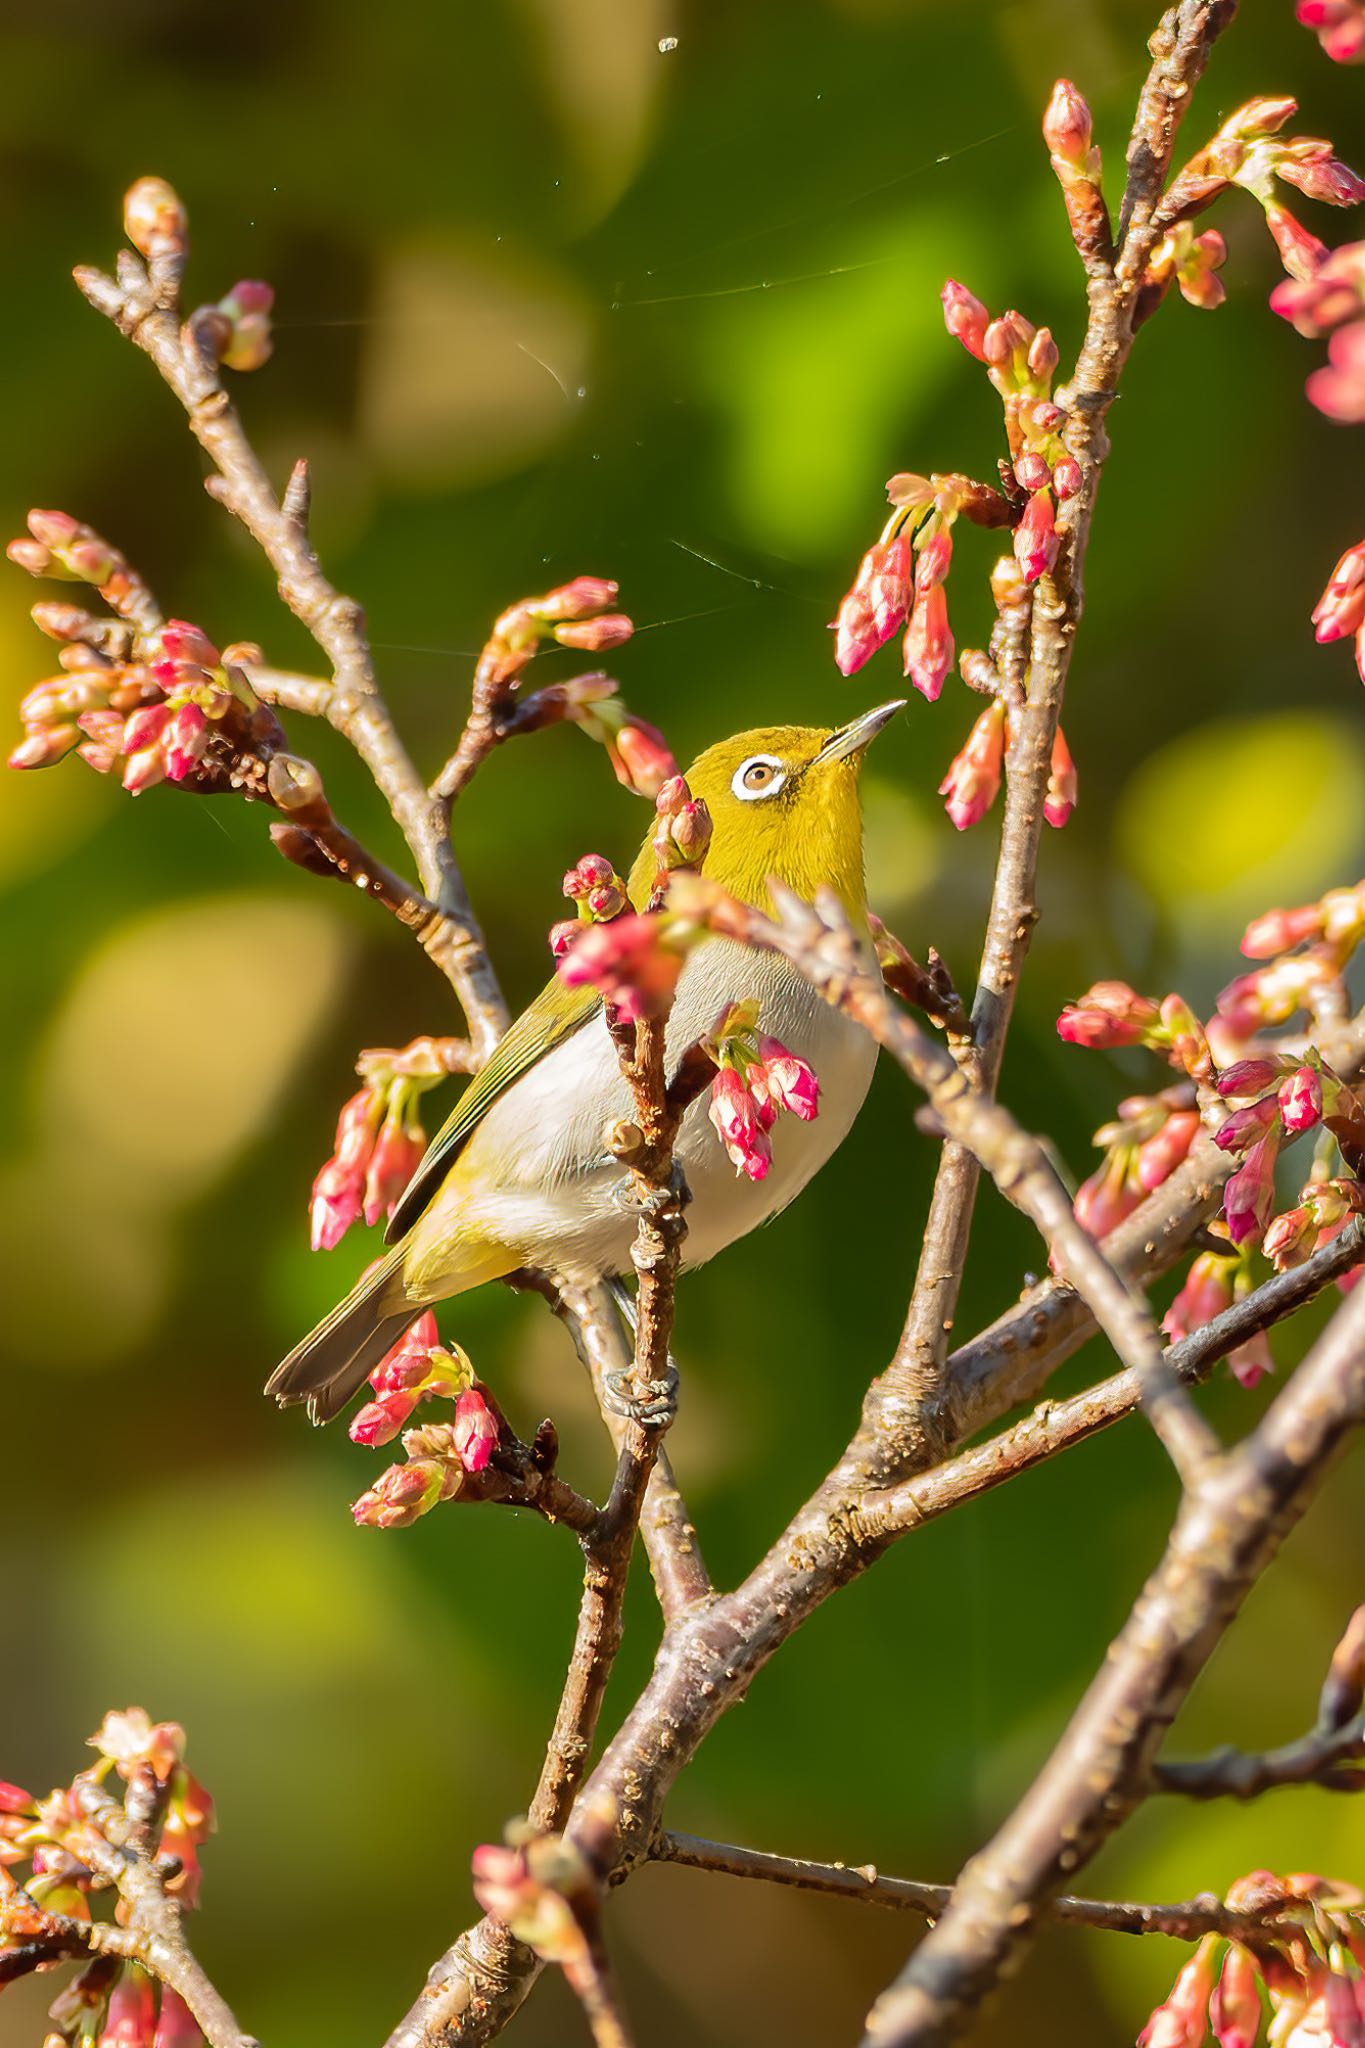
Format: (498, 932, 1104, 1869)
(708, 1067, 773, 1182)
(653, 778, 712, 870)
(1014, 489, 1059, 583)
(1265, 200, 1330, 282)
(122, 702, 172, 756)
(364, 1116, 426, 1228)
(1214, 1095, 1282, 1154)
(1224, 1131, 1280, 1246)
(163, 702, 208, 781)
(557, 911, 683, 1022)
(1163, 1251, 1238, 1344)
(608, 716, 677, 799)
(99, 1970, 159, 2048)
(8, 724, 81, 770)
(1137, 1110, 1202, 1191)
(532, 576, 620, 622)
(756, 1036, 820, 1121)
(903, 584, 954, 701)
(1264, 1204, 1318, 1266)
(1027, 326, 1059, 380)
(1052, 454, 1083, 498)
(1044, 724, 1077, 828)
(868, 533, 914, 638)
(1277, 146, 1365, 209)
(548, 918, 579, 958)
(554, 614, 634, 653)
(351, 1459, 446, 1529)
(1229, 1331, 1275, 1389)
(158, 619, 220, 667)
(370, 1310, 441, 1392)
(941, 280, 990, 360)
(152, 1990, 202, 2048)
(1279, 1065, 1325, 1132)
(939, 698, 1005, 830)
(216, 280, 274, 372)
(914, 525, 953, 591)
(1013, 450, 1052, 493)
(1314, 540, 1365, 641)
(453, 1388, 499, 1472)
(1217, 1057, 1292, 1096)
(832, 586, 880, 677)
(1043, 80, 1094, 169)
(1138, 1939, 1219, 2048)
(1075, 1148, 1143, 1238)
(1297, 0, 1365, 63)
(1225, 97, 1300, 142)
(1057, 982, 1160, 1048)
(350, 1391, 420, 1447)
(121, 744, 167, 795)
(123, 176, 188, 259)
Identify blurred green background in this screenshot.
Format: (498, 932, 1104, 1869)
(3, 1, 1364, 2042)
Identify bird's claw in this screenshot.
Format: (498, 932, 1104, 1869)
(603, 1362, 680, 1430)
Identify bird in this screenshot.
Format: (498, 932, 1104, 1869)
(267, 701, 904, 1422)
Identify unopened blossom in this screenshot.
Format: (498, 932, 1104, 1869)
(1298, 0, 1365, 63)
(1013, 489, 1059, 583)
(652, 775, 712, 871)
(1150, 224, 1228, 309)
(98, 1969, 158, 2047)
(941, 280, 989, 359)
(1057, 981, 1161, 1049)
(1214, 1093, 1282, 1155)
(1272, 240, 1365, 335)
(471, 1834, 591, 1963)
(123, 176, 187, 260)
(1313, 540, 1365, 643)
(351, 1459, 448, 1530)
(903, 582, 955, 700)
(1045, 724, 1077, 827)
(1280, 1064, 1325, 1133)
(1043, 79, 1096, 173)
(1075, 1145, 1145, 1238)
(708, 1066, 772, 1181)
(1076, 1095, 1200, 1239)
(939, 698, 1005, 830)
(199, 280, 275, 373)
(152, 1990, 203, 2048)
(1217, 953, 1341, 1036)
(571, 697, 676, 798)
(1265, 200, 1330, 281)
(557, 911, 684, 1022)
(310, 1087, 383, 1249)
(562, 853, 628, 922)
(452, 1388, 499, 1473)
(1138, 1936, 1219, 2048)
(1308, 318, 1365, 424)
(757, 1036, 820, 1121)
(1211, 1946, 1263, 2048)
(1224, 1131, 1281, 1248)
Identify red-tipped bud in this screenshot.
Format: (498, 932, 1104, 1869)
(1297, 0, 1365, 64)
(549, 918, 580, 958)
(124, 176, 188, 259)
(1314, 540, 1365, 641)
(532, 577, 620, 622)
(653, 777, 712, 870)
(351, 1459, 446, 1529)
(554, 614, 634, 653)
(1224, 1131, 1281, 1246)
(152, 1991, 203, 2048)
(350, 1391, 420, 1447)
(608, 716, 677, 799)
(902, 583, 954, 700)
(868, 533, 914, 638)
(1057, 982, 1160, 1048)
(941, 280, 990, 359)
(163, 702, 208, 781)
(1138, 1940, 1220, 2048)
(1013, 489, 1059, 583)
(8, 724, 82, 770)
(1225, 97, 1300, 143)
(756, 1036, 820, 1121)
(940, 698, 1006, 832)
(557, 912, 683, 1023)
(1279, 1065, 1325, 1132)
(1027, 326, 1060, 380)
(1214, 1095, 1282, 1153)
(453, 1388, 499, 1473)
(1052, 455, 1083, 497)
(1217, 1057, 1293, 1096)
(157, 619, 221, 668)
(1277, 145, 1365, 208)
(1044, 724, 1077, 828)
(99, 1970, 158, 2048)
(1013, 450, 1052, 493)
(1043, 80, 1094, 169)
(1265, 200, 1330, 282)
(708, 1066, 772, 1181)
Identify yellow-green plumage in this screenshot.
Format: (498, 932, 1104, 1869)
(268, 708, 900, 1422)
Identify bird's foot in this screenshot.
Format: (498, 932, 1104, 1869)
(603, 1362, 680, 1431)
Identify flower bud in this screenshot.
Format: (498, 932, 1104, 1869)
(266, 752, 324, 811)
(757, 1036, 820, 1121)
(1044, 724, 1077, 828)
(1052, 455, 1083, 498)
(708, 1067, 772, 1181)
(1027, 326, 1059, 380)
(868, 533, 914, 638)
(1138, 1939, 1219, 2048)
(1057, 982, 1161, 1048)
(350, 1392, 420, 1447)
(1279, 1065, 1324, 1133)
(1014, 489, 1060, 583)
(940, 280, 989, 360)
(609, 715, 677, 799)
(8, 725, 81, 770)
(532, 577, 619, 622)
(1224, 1131, 1280, 1246)
(553, 614, 634, 653)
(939, 698, 1006, 831)
(1265, 200, 1330, 282)
(1308, 319, 1365, 425)
(215, 280, 274, 372)
(557, 911, 683, 1023)
(351, 1459, 446, 1529)
(1013, 450, 1052, 494)
(452, 1387, 500, 1473)
(157, 619, 221, 668)
(1043, 80, 1094, 169)
(123, 176, 188, 259)
(903, 583, 954, 701)
(653, 778, 712, 870)
(152, 1991, 202, 2048)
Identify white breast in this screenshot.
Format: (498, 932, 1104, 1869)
(432, 937, 878, 1288)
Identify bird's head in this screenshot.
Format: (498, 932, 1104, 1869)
(632, 700, 904, 919)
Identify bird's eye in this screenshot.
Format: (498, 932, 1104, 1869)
(732, 754, 787, 801)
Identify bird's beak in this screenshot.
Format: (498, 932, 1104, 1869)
(815, 699, 907, 765)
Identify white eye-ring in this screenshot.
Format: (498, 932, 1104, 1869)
(732, 754, 787, 801)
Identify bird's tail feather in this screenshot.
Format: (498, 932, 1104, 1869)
(266, 1245, 415, 1425)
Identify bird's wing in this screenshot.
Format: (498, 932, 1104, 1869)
(383, 975, 602, 1242)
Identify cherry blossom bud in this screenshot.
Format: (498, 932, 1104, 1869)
(868, 533, 914, 638)
(1215, 1094, 1283, 1155)
(708, 1067, 772, 1181)
(554, 614, 634, 653)
(1217, 1057, 1293, 1096)
(1057, 981, 1160, 1048)
(1075, 1148, 1143, 1238)
(351, 1459, 446, 1529)
(757, 1037, 820, 1121)
(157, 619, 221, 667)
(123, 176, 187, 259)
(1043, 80, 1094, 169)
(163, 703, 208, 782)
(557, 912, 683, 1022)
(609, 716, 676, 799)
(1163, 1252, 1237, 1344)
(1280, 1065, 1325, 1133)
(122, 743, 167, 795)
(1308, 318, 1365, 424)
(1297, 0, 1365, 64)
(531, 576, 619, 622)
(1014, 489, 1059, 583)
(370, 1310, 441, 1392)
(1264, 1204, 1318, 1266)
(364, 1116, 426, 1228)
(152, 1990, 203, 2048)
(1044, 725, 1077, 828)
(903, 584, 954, 700)
(548, 919, 579, 958)
(453, 1388, 499, 1473)
(832, 585, 879, 677)
(1137, 1110, 1202, 1190)
(1013, 450, 1052, 494)
(1052, 454, 1083, 498)
(99, 1970, 158, 2048)
(1265, 200, 1330, 281)
(1027, 327, 1060, 380)
(349, 1392, 420, 1447)
(941, 280, 989, 360)
(1139, 1938, 1219, 2048)
(8, 725, 81, 770)
(939, 698, 1005, 830)
(214, 280, 274, 372)
(914, 524, 952, 592)
(1225, 1131, 1280, 1246)
(1314, 540, 1365, 641)
(1277, 147, 1365, 208)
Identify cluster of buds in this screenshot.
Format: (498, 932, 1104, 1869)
(189, 279, 274, 374)
(1214, 1053, 1365, 1246)
(1139, 1873, 1365, 2048)
(471, 1823, 596, 1965)
(650, 772, 713, 877)
(701, 999, 820, 1182)
(87, 1711, 214, 1909)
(1043, 78, 1110, 262)
(942, 284, 1077, 565)
(552, 853, 630, 957)
(1271, 237, 1365, 422)
(1243, 880, 1365, 964)
(309, 1041, 459, 1250)
(1298, 0, 1365, 65)
(831, 473, 962, 695)
(1073, 1089, 1203, 1240)
(350, 1315, 503, 1529)
(6, 561, 287, 795)
(1057, 982, 1211, 1079)
(1265, 1169, 1365, 1288)
(46, 1969, 201, 2048)
(936, 689, 1075, 832)
(482, 577, 634, 682)
(1314, 538, 1365, 676)
(1171, 97, 1365, 283)
(1163, 1240, 1274, 1388)
(1146, 221, 1229, 311)
(557, 908, 687, 1024)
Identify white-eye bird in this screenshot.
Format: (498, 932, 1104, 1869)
(268, 701, 903, 1421)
